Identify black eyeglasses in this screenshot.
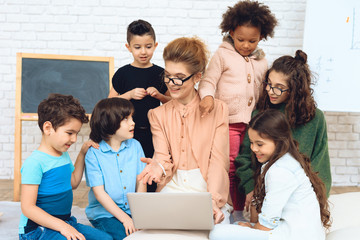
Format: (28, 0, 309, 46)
(164, 73, 194, 86)
(263, 81, 289, 96)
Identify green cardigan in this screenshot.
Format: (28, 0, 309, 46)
(235, 104, 332, 196)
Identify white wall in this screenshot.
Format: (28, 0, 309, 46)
(0, 0, 359, 186)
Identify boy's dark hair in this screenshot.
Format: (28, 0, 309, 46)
(37, 93, 89, 132)
(220, 0, 277, 40)
(89, 98, 134, 143)
(127, 19, 156, 43)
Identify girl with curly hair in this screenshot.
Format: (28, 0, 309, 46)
(198, 0, 277, 222)
(235, 50, 332, 216)
(210, 109, 331, 240)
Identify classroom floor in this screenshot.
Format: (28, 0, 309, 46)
(1, 179, 359, 208)
(0, 180, 89, 208)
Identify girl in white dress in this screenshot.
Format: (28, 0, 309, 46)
(210, 109, 331, 240)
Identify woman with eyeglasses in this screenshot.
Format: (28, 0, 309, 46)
(137, 37, 232, 225)
(235, 50, 332, 214)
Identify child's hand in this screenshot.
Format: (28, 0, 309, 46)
(146, 87, 160, 99)
(131, 88, 147, 100)
(59, 222, 86, 240)
(80, 140, 99, 155)
(238, 221, 252, 228)
(199, 96, 215, 117)
(245, 190, 254, 212)
(250, 204, 258, 223)
(121, 215, 137, 236)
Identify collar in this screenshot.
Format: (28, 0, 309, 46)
(222, 35, 265, 60)
(99, 139, 129, 153)
(261, 161, 269, 174)
(270, 102, 287, 112)
(172, 93, 200, 118)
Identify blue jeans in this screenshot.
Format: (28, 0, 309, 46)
(19, 216, 113, 240)
(209, 224, 270, 240)
(90, 216, 129, 240)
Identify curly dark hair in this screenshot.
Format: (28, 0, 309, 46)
(37, 93, 89, 132)
(127, 19, 156, 43)
(250, 109, 331, 229)
(256, 50, 317, 127)
(220, 0, 277, 39)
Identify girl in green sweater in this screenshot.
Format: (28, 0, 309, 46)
(235, 50, 332, 212)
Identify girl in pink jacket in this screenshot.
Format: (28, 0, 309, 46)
(198, 0, 277, 222)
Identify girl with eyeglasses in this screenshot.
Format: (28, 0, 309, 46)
(137, 37, 232, 225)
(236, 50, 332, 214)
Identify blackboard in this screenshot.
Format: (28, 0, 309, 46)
(13, 53, 114, 201)
(303, 0, 360, 112)
(20, 55, 113, 114)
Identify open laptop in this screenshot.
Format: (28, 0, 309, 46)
(127, 192, 214, 230)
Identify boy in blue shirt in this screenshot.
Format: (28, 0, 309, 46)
(85, 98, 147, 240)
(108, 21, 170, 193)
(19, 94, 112, 240)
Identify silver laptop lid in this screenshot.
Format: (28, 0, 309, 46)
(127, 192, 214, 230)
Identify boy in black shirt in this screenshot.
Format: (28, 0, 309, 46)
(108, 20, 170, 191)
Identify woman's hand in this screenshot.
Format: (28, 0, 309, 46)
(137, 158, 164, 185)
(212, 201, 224, 224)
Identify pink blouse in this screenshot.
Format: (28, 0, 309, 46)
(148, 94, 230, 208)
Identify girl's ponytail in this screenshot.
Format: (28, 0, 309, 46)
(295, 50, 307, 64)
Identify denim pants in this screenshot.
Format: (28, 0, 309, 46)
(209, 224, 270, 240)
(19, 216, 113, 240)
(90, 216, 129, 240)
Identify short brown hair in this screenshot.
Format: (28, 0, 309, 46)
(89, 98, 134, 143)
(163, 37, 210, 75)
(127, 19, 156, 43)
(37, 93, 89, 132)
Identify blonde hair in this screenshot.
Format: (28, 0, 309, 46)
(163, 37, 210, 75)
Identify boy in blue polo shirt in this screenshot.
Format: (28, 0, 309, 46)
(84, 98, 147, 240)
(19, 94, 112, 240)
